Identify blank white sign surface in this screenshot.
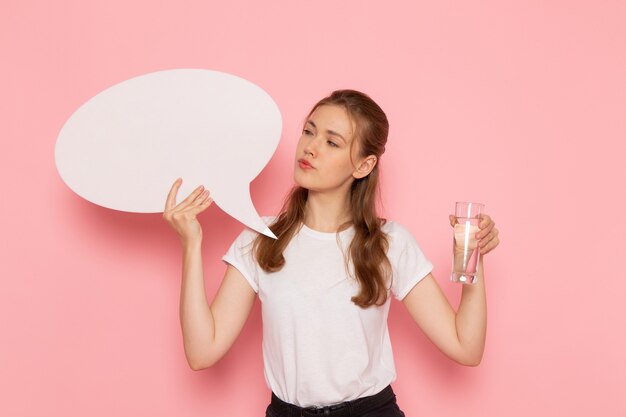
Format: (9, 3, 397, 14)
(55, 69, 282, 238)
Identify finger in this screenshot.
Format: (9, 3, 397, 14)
(164, 177, 182, 212)
(480, 235, 500, 255)
(172, 184, 206, 213)
(193, 189, 211, 204)
(479, 227, 499, 246)
(478, 214, 492, 229)
(476, 221, 495, 239)
(449, 215, 458, 227)
(479, 230, 499, 252)
(189, 195, 214, 216)
(194, 189, 211, 205)
(478, 231, 494, 248)
(187, 190, 211, 210)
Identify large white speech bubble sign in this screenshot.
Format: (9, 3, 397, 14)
(55, 69, 281, 238)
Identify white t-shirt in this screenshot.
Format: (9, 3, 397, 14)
(221, 216, 433, 408)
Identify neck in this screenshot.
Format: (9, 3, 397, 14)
(303, 188, 352, 233)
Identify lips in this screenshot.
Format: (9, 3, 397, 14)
(298, 159, 314, 169)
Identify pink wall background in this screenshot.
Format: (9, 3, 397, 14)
(1, 1, 624, 416)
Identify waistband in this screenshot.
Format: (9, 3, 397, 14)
(269, 385, 396, 417)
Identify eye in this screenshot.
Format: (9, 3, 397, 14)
(327, 140, 338, 148)
(303, 129, 313, 135)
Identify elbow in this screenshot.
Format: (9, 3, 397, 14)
(186, 353, 218, 371)
(457, 352, 483, 367)
(183, 342, 220, 371)
(462, 357, 482, 367)
(187, 360, 209, 371)
(188, 358, 214, 371)
(189, 361, 207, 371)
(450, 345, 483, 366)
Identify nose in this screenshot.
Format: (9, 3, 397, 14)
(303, 143, 314, 157)
(303, 134, 321, 157)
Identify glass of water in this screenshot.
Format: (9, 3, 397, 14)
(451, 202, 484, 284)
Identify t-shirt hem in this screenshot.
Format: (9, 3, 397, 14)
(394, 261, 434, 301)
(221, 255, 259, 293)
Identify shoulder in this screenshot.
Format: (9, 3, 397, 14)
(380, 219, 414, 242)
(380, 218, 427, 257)
(381, 219, 434, 299)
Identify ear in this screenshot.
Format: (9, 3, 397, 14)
(353, 155, 378, 179)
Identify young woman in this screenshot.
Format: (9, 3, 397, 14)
(163, 90, 500, 417)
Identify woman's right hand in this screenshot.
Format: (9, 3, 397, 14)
(163, 178, 214, 245)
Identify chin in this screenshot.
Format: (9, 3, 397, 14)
(293, 171, 311, 190)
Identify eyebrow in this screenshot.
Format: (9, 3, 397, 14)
(306, 120, 347, 143)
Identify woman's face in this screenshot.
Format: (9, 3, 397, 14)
(294, 104, 366, 193)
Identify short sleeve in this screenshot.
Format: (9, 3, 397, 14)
(221, 226, 261, 293)
(387, 221, 434, 301)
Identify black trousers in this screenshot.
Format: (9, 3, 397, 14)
(265, 385, 406, 417)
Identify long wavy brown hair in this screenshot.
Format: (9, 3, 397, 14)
(252, 89, 392, 308)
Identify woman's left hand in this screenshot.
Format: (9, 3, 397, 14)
(449, 214, 500, 255)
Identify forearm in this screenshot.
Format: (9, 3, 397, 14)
(454, 259, 487, 365)
(179, 238, 215, 369)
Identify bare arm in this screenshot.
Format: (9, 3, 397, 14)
(402, 214, 498, 366)
(163, 178, 256, 371)
(402, 261, 486, 366)
(179, 239, 256, 370)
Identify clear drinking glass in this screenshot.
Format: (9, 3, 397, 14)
(450, 202, 484, 284)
